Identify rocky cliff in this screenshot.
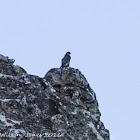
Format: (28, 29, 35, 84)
(0, 54, 110, 140)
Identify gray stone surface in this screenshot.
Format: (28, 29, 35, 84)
(0, 54, 110, 140)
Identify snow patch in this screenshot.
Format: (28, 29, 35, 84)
(0, 73, 18, 80)
(24, 77, 31, 84)
(50, 88, 56, 93)
(0, 99, 20, 102)
(91, 114, 100, 122)
(0, 114, 22, 127)
(10, 129, 25, 134)
(83, 110, 90, 116)
(0, 87, 5, 89)
(0, 54, 9, 62)
(21, 96, 27, 104)
(88, 122, 104, 140)
(71, 108, 78, 115)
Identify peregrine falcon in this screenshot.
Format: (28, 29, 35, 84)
(61, 52, 71, 68)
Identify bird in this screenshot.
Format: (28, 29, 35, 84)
(61, 52, 71, 68)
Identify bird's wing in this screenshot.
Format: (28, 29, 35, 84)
(62, 55, 70, 65)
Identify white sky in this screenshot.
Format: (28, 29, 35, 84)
(1, 1, 140, 140)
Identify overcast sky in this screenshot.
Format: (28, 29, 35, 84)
(1, 0, 140, 140)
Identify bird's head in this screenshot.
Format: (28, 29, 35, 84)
(66, 52, 71, 55)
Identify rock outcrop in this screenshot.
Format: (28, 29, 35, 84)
(0, 54, 110, 140)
